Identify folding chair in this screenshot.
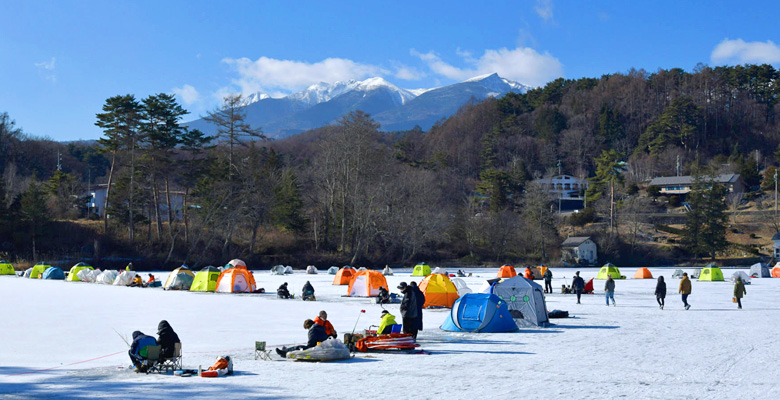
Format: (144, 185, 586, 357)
(158, 342, 182, 372)
(254, 341, 272, 360)
(145, 345, 162, 373)
(390, 324, 403, 333)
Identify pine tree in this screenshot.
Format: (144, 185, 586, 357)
(683, 176, 729, 259)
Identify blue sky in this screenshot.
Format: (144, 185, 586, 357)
(2, 0, 779, 142)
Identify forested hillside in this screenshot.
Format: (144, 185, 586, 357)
(2, 64, 779, 269)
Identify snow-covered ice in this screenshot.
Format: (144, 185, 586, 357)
(1, 267, 779, 399)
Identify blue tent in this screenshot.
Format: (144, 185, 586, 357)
(42, 267, 65, 280)
(440, 293, 518, 333)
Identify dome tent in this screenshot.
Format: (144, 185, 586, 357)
(432, 267, 448, 275)
(418, 273, 459, 308)
(497, 265, 517, 278)
(164, 266, 196, 290)
(327, 266, 339, 275)
(227, 259, 247, 269)
(23, 268, 33, 278)
(450, 277, 472, 296)
(0, 260, 15, 275)
(77, 268, 101, 282)
(215, 268, 257, 293)
(412, 263, 431, 276)
(96, 270, 119, 284)
(596, 263, 624, 279)
(382, 266, 393, 276)
(28, 263, 51, 279)
(490, 276, 549, 327)
(672, 269, 685, 279)
(113, 270, 136, 286)
(750, 263, 769, 278)
(191, 266, 221, 292)
(66, 262, 93, 282)
(284, 266, 294, 274)
(347, 270, 388, 297)
(332, 267, 355, 285)
(42, 267, 65, 280)
(306, 265, 318, 274)
(270, 265, 286, 275)
(440, 293, 518, 333)
(698, 264, 724, 281)
(772, 262, 780, 278)
(731, 270, 751, 285)
(633, 267, 653, 279)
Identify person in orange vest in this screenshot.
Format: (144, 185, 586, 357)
(524, 267, 534, 280)
(313, 310, 337, 338)
(147, 274, 156, 284)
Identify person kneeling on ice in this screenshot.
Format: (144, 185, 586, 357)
(302, 281, 315, 301)
(157, 320, 180, 359)
(277, 282, 291, 299)
(276, 319, 328, 358)
(129, 331, 157, 373)
(377, 286, 390, 304)
(314, 310, 338, 339)
(377, 310, 397, 335)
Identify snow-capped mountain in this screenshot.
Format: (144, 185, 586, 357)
(186, 73, 532, 138)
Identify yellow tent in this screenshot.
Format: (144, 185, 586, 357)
(418, 274, 459, 308)
(163, 266, 195, 289)
(29, 263, 51, 279)
(0, 260, 15, 275)
(596, 263, 624, 279)
(66, 262, 94, 281)
(412, 263, 431, 276)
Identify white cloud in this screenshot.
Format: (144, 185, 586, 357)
(412, 47, 563, 87)
(393, 63, 426, 81)
(535, 0, 554, 22)
(711, 38, 780, 65)
(222, 56, 386, 96)
(34, 57, 56, 82)
(172, 84, 201, 105)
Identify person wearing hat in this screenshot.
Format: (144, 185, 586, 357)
(377, 310, 397, 335)
(277, 282, 291, 299)
(410, 281, 425, 336)
(572, 271, 585, 304)
(398, 282, 419, 338)
(377, 286, 390, 304)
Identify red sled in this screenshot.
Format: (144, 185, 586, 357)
(355, 333, 419, 352)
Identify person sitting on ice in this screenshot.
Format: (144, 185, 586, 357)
(377, 286, 390, 304)
(561, 284, 572, 294)
(206, 355, 233, 376)
(129, 274, 144, 287)
(377, 310, 397, 335)
(156, 320, 180, 359)
(277, 282, 291, 299)
(147, 274, 156, 284)
(129, 331, 157, 373)
(314, 310, 338, 339)
(301, 281, 315, 301)
(275, 319, 328, 358)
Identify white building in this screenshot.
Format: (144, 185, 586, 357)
(561, 236, 598, 265)
(87, 184, 185, 220)
(772, 233, 780, 259)
(534, 175, 588, 200)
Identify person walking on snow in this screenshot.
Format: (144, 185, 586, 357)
(679, 272, 692, 310)
(655, 276, 667, 309)
(604, 276, 616, 306)
(734, 276, 746, 309)
(543, 268, 553, 293)
(572, 271, 585, 304)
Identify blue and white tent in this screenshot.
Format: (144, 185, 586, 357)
(749, 262, 769, 278)
(42, 267, 65, 280)
(440, 293, 518, 333)
(491, 276, 550, 327)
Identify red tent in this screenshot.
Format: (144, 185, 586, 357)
(583, 278, 594, 294)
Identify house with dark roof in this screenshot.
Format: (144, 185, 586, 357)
(561, 236, 597, 265)
(648, 174, 745, 195)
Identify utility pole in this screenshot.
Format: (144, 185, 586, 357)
(676, 155, 680, 176)
(774, 168, 777, 220)
(56, 151, 62, 171)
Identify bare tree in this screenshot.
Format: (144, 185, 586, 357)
(204, 94, 266, 180)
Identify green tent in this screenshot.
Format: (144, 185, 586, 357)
(698, 264, 725, 281)
(0, 260, 15, 275)
(66, 262, 94, 281)
(190, 266, 221, 292)
(28, 263, 51, 279)
(412, 263, 431, 276)
(596, 263, 624, 279)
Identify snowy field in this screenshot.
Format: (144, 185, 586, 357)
(1, 266, 779, 399)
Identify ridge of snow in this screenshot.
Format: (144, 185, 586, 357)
(239, 92, 270, 106)
(287, 77, 417, 106)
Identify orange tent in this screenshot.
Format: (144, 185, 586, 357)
(772, 264, 780, 278)
(333, 268, 355, 285)
(634, 267, 653, 279)
(215, 268, 257, 293)
(497, 265, 517, 278)
(347, 270, 388, 297)
(418, 274, 459, 308)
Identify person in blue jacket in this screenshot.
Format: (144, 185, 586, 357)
(129, 331, 157, 372)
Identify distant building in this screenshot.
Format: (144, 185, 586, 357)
(561, 236, 598, 265)
(772, 233, 780, 259)
(648, 174, 746, 195)
(535, 175, 588, 200)
(86, 184, 185, 220)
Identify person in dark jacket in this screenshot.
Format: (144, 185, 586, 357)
(302, 281, 315, 301)
(543, 268, 553, 293)
(655, 276, 667, 309)
(156, 320, 180, 359)
(572, 271, 585, 304)
(604, 276, 616, 306)
(377, 286, 390, 304)
(410, 281, 425, 336)
(277, 282, 291, 299)
(275, 319, 328, 357)
(129, 331, 157, 372)
(398, 282, 419, 338)
(734, 276, 746, 309)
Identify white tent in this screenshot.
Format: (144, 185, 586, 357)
(77, 268, 101, 282)
(270, 265, 286, 275)
(113, 271, 136, 286)
(164, 272, 195, 290)
(327, 266, 339, 275)
(432, 267, 448, 275)
(284, 266, 294, 274)
(731, 271, 751, 285)
(490, 276, 549, 327)
(22, 268, 32, 278)
(478, 278, 502, 294)
(450, 277, 472, 296)
(306, 265, 318, 274)
(357, 267, 367, 271)
(749, 263, 770, 278)
(382, 266, 394, 276)
(227, 259, 246, 269)
(96, 270, 119, 284)
(672, 269, 685, 279)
